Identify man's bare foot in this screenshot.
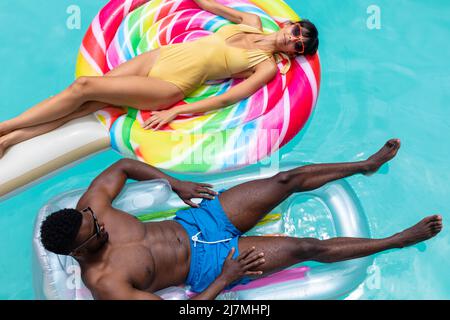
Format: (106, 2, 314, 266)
(364, 139, 401, 175)
(393, 215, 443, 248)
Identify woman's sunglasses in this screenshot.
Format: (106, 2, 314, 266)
(291, 23, 305, 54)
(69, 207, 101, 256)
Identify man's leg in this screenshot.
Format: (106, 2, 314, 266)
(219, 139, 401, 233)
(237, 215, 443, 275)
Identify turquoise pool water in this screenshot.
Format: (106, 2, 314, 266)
(0, 0, 449, 299)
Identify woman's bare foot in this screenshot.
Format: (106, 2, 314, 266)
(0, 137, 8, 159)
(0, 121, 12, 137)
(0, 131, 15, 159)
(392, 215, 443, 248)
(364, 139, 401, 175)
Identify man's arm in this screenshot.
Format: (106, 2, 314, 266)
(79, 159, 217, 209)
(191, 247, 265, 300)
(93, 277, 163, 300)
(93, 247, 264, 300)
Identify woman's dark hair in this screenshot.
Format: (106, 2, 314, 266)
(294, 19, 319, 56)
(40, 208, 83, 255)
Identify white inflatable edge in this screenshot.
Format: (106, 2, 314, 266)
(0, 116, 110, 200)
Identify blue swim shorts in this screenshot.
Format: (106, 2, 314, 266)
(174, 190, 250, 293)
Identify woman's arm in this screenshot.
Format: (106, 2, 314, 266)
(144, 59, 278, 130)
(193, 0, 262, 30)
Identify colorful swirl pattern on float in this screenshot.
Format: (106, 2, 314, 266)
(76, 0, 321, 172)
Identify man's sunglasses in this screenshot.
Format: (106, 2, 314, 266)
(291, 23, 305, 54)
(69, 207, 101, 256)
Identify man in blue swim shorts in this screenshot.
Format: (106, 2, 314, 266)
(39, 139, 443, 299)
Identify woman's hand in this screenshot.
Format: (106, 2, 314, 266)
(143, 109, 179, 130)
(219, 247, 265, 285)
(172, 180, 218, 208)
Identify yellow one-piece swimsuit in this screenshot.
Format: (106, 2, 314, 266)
(148, 24, 279, 96)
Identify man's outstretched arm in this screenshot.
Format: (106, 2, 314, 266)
(94, 247, 265, 300)
(79, 159, 217, 208)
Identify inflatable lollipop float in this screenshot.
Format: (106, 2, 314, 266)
(0, 0, 320, 198)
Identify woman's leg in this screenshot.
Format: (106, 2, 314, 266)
(219, 139, 401, 233)
(0, 101, 107, 158)
(0, 49, 182, 134)
(1, 75, 183, 133)
(238, 215, 443, 275)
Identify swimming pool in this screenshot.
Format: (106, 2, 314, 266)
(0, 0, 449, 299)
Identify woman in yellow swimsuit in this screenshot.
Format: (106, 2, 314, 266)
(0, 0, 319, 158)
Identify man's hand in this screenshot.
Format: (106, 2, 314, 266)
(172, 180, 218, 208)
(190, 247, 265, 300)
(219, 247, 265, 285)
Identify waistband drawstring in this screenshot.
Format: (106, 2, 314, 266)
(191, 231, 232, 247)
